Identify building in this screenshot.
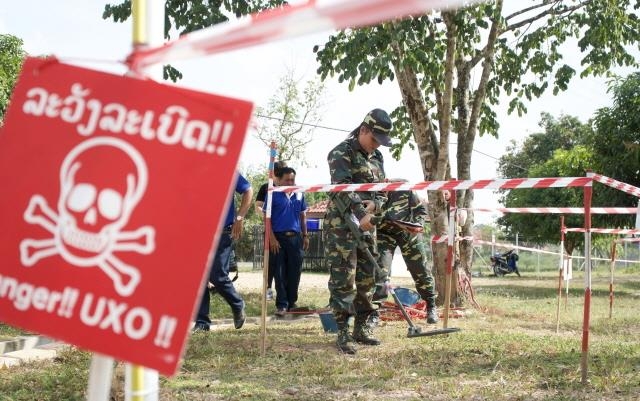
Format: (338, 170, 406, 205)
(252, 199, 328, 272)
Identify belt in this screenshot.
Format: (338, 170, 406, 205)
(275, 231, 300, 237)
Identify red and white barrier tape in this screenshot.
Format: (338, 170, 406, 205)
(127, 0, 483, 71)
(592, 174, 640, 198)
(431, 235, 474, 243)
(431, 236, 640, 264)
(563, 228, 640, 235)
(274, 176, 592, 193)
(473, 239, 560, 256)
(475, 239, 639, 263)
(616, 236, 640, 243)
(469, 207, 638, 214)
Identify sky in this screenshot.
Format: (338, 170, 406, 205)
(1, 0, 628, 224)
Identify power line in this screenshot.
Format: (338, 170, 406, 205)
(255, 113, 349, 133)
(254, 113, 527, 171)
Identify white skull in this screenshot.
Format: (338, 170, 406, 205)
(56, 137, 148, 266)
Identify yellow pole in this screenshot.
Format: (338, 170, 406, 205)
(129, 3, 149, 400)
(132, 0, 147, 46)
(131, 365, 145, 401)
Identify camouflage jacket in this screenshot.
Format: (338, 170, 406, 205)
(382, 190, 427, 226)
(326, 136, 386, 220)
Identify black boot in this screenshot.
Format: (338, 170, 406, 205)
(372, 284, 388, 302)
(353, 312, 381, 345)
(335, 312, 356, 354)
(233, 303, 246, 329)
(367, 309, 380, 328)
(426, 305, 439, 324)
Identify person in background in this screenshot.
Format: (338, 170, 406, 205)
(372, 180, 439, 325)
(193, 172, 253, 332)
(264, 167, 309, 316)
(254, 161, 288, 300)
(325, 108, 392, 354)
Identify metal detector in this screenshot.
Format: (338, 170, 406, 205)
(387, 285, 460, 338)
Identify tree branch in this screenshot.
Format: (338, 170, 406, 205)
(504, 0, 557, 21)
(468, 2, 502, 141)
(437, 12, 457, 180)
(504, 0, 591, 33)
(389, 23, 439, 180)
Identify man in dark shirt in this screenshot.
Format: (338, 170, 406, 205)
(193, 172, 253, 332)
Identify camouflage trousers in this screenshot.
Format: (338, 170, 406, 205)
(325, 216, 377, 318)
(375, 225, 438, 305)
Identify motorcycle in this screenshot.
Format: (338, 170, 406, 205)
(490, 249, 520, 277)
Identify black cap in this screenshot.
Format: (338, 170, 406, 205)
(362, 108, 392, 147)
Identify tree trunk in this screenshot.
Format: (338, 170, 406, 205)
(564, 238, 576, 257)
(390, 33, 455, 307)
(427, 191, 452, 306)
(450, 2, 501, 307)
(431, 11, 460, 307)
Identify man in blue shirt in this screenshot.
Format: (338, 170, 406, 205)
(264, 167, 309, 316)
(254, 161, 288, 301)
(194, 172, 253, 332)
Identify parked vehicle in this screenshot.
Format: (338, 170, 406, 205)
(490, 249, 520, 277)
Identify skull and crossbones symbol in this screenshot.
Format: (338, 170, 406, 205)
(19, 136, 155, 297)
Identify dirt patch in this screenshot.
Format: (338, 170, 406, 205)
(233, 269, 329, 292)
(233, 267, 419, 293)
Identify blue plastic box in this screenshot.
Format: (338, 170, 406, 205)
(306, 218, 323, 232)
(319, 311, 337, 333)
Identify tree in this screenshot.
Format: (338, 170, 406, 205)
(498, 113, 586, 179)
(497, 113, 591, 255)
(0, 34, 26, 125)
(313, 1, 640, 306)
(499, 139, 594, 256)
(104, 0, 287, 36)
(254, 68, 326, 166)
(590, 72, 640, 189)
(499, 73, 640, 256)
(103, 0, 286, 81)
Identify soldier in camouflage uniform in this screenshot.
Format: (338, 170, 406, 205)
(325, 108, 392, 354)
(373, 181, 439, 324)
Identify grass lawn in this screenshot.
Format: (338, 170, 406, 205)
(1, 267, 639, 400)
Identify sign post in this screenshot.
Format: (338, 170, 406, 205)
(124, 0, 165, 399)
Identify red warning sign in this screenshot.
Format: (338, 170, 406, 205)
(0, 57, 253, 375)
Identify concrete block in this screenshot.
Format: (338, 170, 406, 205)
(3, 347, 58, 363)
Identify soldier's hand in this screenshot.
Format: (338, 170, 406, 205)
(360, 213, 375, 231)
(302, 236, 310, 251)
(404, 225, 424, 234)
(362, 200, 376, 213)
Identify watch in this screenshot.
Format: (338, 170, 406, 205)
(235, 215, 244, 222)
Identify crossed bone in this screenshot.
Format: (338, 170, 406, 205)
(20, 195, 155, 297)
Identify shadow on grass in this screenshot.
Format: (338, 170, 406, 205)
(616, 279, 640, 291)
(476, 283, 637, 300)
